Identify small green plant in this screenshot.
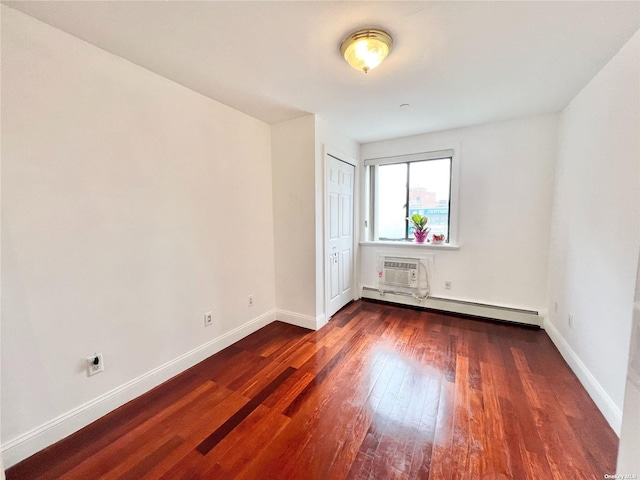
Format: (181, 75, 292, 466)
(407, 213, 429, 233)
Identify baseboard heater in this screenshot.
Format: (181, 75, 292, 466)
(361, 286, 541, 327)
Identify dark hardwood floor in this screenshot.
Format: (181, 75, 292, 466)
(7, 300, 618, 479)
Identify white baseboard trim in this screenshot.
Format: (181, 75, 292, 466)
(543, 317, 622, 435)
(361, 287, 541, 326)
(1, 309, 277, 468)
(316, 313, 328, 330)
(275, 309, 318, 330)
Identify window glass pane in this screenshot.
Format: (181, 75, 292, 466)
(409, 159, 451, 241)
(378, 163, 407, 240)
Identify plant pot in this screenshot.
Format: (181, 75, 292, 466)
(414, 231, 427, 243)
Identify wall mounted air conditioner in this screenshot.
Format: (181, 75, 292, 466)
(379, 256, 429, 299)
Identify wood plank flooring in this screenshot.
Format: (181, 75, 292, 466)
(7, 300, 619, 479)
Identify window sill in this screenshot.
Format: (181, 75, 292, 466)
(359, 240, 459, 250)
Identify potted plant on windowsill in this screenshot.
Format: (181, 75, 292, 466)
(408, 213, 430, 243)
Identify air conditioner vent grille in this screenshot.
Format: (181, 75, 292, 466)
(382, 259, 419, 288)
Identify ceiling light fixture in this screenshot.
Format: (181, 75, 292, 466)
(340, 28, 393, 74)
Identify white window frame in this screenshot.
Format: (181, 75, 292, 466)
(363, 148, 459, 246)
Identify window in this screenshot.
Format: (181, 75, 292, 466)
(366, 149, 455, 244)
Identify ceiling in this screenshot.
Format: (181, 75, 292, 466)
(4, 1, 640, 143)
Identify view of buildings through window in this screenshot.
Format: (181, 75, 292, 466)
(378, 158, 451, 241)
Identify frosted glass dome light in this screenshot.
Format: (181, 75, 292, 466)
(340, 29, 393, 73)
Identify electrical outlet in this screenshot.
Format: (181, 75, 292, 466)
(554, 301, 558, 313)
(445, 281, 452, 290)
(568, 313, 574, 328)
(248, 295, 254, 307)
(204, 311, 213, 327)
(87, 353, 104, 377)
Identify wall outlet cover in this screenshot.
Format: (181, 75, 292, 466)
(87, 353, 104, 377)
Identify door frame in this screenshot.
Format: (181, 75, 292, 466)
(323, 146, 358, 323)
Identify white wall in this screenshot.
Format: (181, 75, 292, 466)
(360, 114, 558, 312)
(617, 256, 640, 473)
(271, 115, 360, 328)
(546, 30, 640, 434)
(1, 6, 276, 464)
(271, 115, 317, 325)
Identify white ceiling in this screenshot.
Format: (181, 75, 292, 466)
(5, 1, 640, 143)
